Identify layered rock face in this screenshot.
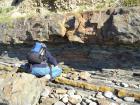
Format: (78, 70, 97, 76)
(0, 7, 140, 44)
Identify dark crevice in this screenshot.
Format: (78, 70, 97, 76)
(11, 0, 24, 6)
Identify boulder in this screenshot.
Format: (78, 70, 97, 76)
(62, 96, 69, 103)
(124, 97, 135, 102)
(40, 97, 58, 105)
(41, 87, 52, 98)
(104, 91, 114, 99)
(68, 95, 82, 105)
(54, 101, 65, 105)
(47, 14, 66, 37)
(79, 71, 91, 80)
(102, 7, 140, 44)
(96, 92, 104, 99)
(0, 73, 42, 105)
(55, 88, 67, 94)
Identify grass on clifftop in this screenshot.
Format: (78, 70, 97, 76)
(122, 0, 140, 6)
(0, 7, 14, 23)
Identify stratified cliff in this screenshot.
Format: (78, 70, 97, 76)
(0, 7, 139, 45)
(0, 0, 139, 69)
(0, 0, 140, 44)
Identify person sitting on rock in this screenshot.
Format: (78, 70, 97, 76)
(25, 41, 62, 79)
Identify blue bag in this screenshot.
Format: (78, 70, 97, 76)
(27, 42, 46, 64)
(31, 42, 42, 53)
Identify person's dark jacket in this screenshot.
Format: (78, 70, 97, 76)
(45, 48, 58, 66)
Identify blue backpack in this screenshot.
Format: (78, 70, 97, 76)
(27, 42, 46, 64)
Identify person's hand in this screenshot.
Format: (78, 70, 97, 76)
(51, 65, 55, 68)
(55, 65, 62, 70)
(51, 65, 61, 69)
(55, 65, 59, 68)
(51, 65, 58, 68)
(41, 43, 46, 48)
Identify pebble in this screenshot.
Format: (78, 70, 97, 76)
(60, 94, 69, 99)
(91, 93, 96, 97)
(62, 96, 68, 103)
(112, 96, 123, 102)
(54, 93, 59, 99)
(120, 103, 128, 105)
(65, 86, 74, 90)
(104, 91, 114, 99)
(85, 99, 93, 104)
(97, 98, 111, 105)
(124, 97, 135, 102)
(69, 95, 82, 105)
(49, 94, 55, 98)
(88, 96, 93, 99)
(89, 102, 97, 105)
(109, 103, 118, 105)
(55, 88, 67, 94)
(90, 97, 97, 101)
(41, 88, 50, 97)
(115, 82, 120, 86)
(81, 101, 87, 105)
(70, 73, 79, 80)
(54, 101, 65, 105)
(67, 103, 72, 105)
(90, 71, 96, 75)
(96, 92, 104, 99)
(120, 82, 129, 88)
(59, 95, 63, 99)
(115, 98, 123, 103)
(130, 84, 139, 88)
(112, 96, 117, 101)
(67, 89, 76, 96)
(76, 103, 81, 105)
(79, 71, 91, 80)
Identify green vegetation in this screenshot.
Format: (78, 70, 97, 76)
(122, 0, 140, 6)
(0, 7, 14, 23)
(96, 3, 106, 10)
(0, 15, 12, 23)
(0, 0, 139, 21)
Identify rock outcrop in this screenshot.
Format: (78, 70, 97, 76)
(0, 7, 140, 44)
